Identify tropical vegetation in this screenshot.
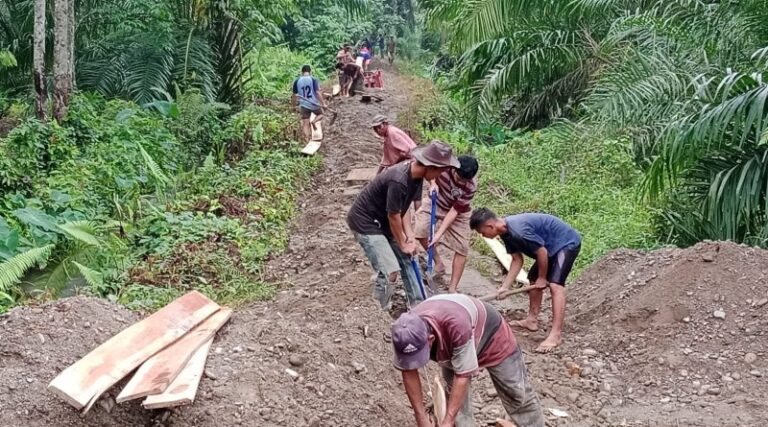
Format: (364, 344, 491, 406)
(418, 0, 768, 248)
(0, 0, 424, 312)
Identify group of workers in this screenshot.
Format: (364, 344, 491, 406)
(348, 118, 582, 425)
(335, 37, 396, 97)
(292, 53, 583, 426)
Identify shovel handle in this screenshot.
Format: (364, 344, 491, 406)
(479, 285, 538, 302)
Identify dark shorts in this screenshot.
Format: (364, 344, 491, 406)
(299, 106, 322, 120)
(528, 244, 581, 286)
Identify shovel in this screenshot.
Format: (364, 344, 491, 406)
(479, 285, 539, 302)
(424, 190, 439, 294)
(410, 257, 428, 302)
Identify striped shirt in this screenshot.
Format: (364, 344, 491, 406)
(411, 294, 517, 377)
(436, 170, 477, 213)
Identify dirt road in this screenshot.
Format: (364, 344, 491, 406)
(1, 64, 767, 427)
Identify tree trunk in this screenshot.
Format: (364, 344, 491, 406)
(68, 0, 76, 89)
(53, 0, 72, 123)
(33, 0, 47, 121)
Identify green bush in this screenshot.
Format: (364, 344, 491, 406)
(0, 88, 317, 313)
(422, 124, 657, 276)
(245, 46, 327, 100)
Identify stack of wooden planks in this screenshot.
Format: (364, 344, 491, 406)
(48, 291, 231, 414)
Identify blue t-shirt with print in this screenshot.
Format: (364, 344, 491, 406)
(292, 75, 321, 111)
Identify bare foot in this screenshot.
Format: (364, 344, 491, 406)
(535, 334, 562, 353)
(511, 318, 539, 332)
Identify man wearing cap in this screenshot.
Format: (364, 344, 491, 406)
(415, 155, 479, 293)
(347, 141, 460, 309)
(391, 294, 544, 427)
(371, 115, 417, 174)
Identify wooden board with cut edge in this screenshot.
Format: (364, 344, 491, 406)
(344, 167, 377, 183)
(301, 140, 322, 155)
(432, 375, 446, 425)
(483, 237, 530, 285)
(48, 291, 220, 413)
(142, 338, 213, 409)
(115, 308, 232, 403)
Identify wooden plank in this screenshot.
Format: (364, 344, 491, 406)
(432, 375, 446, 424)
(483, 237, 530, 285)
(310, 113, 323, 141)
(115, 308, 232, 403)
(48, 291, 220, 412)
(344, 167, 377, 182)
(301, 140, 322, 156)
(142, 338, 213, 409)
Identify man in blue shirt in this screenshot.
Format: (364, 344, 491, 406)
(470, 208, 582, 353)
(292, 65, 327, 144)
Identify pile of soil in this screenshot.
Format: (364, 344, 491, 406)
(507, 241, 768, 426)
(0, 297, 150, 426)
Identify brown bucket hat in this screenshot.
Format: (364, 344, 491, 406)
(411, 140, 460, 168)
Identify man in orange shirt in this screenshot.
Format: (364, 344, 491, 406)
(371, 115, 417, 174)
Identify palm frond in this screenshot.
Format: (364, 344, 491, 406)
(0, 244, 54, 292)
(57, 221, 101, 247)
(72, 261, 104, 288)
(137, 141, 170, 187)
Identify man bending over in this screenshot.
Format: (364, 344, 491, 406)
(391, 294, 544, 427)
(470, 209, 581, 353)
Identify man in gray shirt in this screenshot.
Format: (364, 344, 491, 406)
(470, 209, 581, 353)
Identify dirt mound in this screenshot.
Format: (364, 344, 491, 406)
(0, 297, 151, 426)
(547, 241, 768, 426)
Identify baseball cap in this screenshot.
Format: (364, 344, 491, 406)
(370, 114, 388, 127)
(391, 312, 430, 370)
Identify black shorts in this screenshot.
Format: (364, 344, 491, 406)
(299, 106, 322, 120)
(527, 244, 581, 286)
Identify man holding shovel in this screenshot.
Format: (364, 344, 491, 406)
(291, 65, 327, 144)
(347, 141, 459, 310)
(415, 155, 479, 293)
(391, 294, 545, 427)
(470, 209, 582, 353)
